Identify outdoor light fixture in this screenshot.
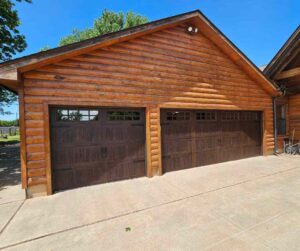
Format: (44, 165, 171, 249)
(187, 26, 199, 34)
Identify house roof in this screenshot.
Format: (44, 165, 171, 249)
(264, 25, 300, 78)
(0, 10, 280, 96)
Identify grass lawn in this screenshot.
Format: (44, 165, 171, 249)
(0, 135, 20, 143)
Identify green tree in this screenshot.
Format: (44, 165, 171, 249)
(0, 87, 17, 115)
(59, 10, 148, 46)
(40, 45, 51, 51)
(0, 0, 31, 62)
(0, 0, 30, 115)
(0, 119, 19, 126)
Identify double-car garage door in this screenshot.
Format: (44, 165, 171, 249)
(161, 109, 262, 172)
(50, 107, 262, 192)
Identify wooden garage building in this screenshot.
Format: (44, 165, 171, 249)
(0, 10, 280, 197)
(264, 25, 300, 151)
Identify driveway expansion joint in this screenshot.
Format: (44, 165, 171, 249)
(203, 210, 291, 251)
(0, 199, 25, 207)
(163, 178, 190, 197)
(0, 200, 25, 235)
(0, 165, 298, 250)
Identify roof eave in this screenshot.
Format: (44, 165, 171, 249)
(264, 25, 300, 78)
(0, 9, 280, 97)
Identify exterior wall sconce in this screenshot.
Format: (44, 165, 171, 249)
(187, 26, 198, 34)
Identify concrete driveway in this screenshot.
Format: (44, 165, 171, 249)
(0, 155, 299, 251)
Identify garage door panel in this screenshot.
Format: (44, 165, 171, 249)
(74, 166, 94, 188)
(53, 145, 107, 166)
(109, 163, 125, 182)
(108, 161, 142, 181)
(161, 122, 192, 140)
(196, 150, 217, 166)
(163, 153, 193, 172)
(102, 126, 136, 142)
(127, 125, 145, 138)
(162, 109, 262, 173)
(53, 126, 105, 147)
(133, 161, 147, 177)
(195, 136, 220, 151)
(50, 107, 146, 192)
(195, 122, 219, 135)
(162, 138, 192, 155)
(53, 169, 75, 191)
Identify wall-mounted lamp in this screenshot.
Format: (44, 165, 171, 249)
(187, 26, 198, 34)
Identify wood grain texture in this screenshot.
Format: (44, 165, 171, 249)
(21, 25, 275, 192)
(18, 84, 27, 188)
(289, 94, 300, 140)
(276, 67, 300, 80)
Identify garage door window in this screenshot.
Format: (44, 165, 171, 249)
(196, 112, 216, 121)
(240, 112, 259, 121)
(221, 112, 239, 121)
(166, 111, 190, 121)
(57, 109, 99, 121)
(107, 111, 141, 121)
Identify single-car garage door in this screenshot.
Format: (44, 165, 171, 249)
(50, 107, 146, 192)
(161, 109, 262, 173)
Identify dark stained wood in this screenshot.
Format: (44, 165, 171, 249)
(161, 109, 262, 173)
(276, 67, 300, 80)
(289, 94, 300, 140)
(161, 110, 193, 172)
(50, 107, 146, 191)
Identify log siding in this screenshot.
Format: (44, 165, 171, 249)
(289, 94, 300, 139)
(21, 24, 275, 193)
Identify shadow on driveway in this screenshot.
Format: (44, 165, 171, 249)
(0, 144, 21, 191)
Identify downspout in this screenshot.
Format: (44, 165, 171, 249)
(272, 97, 278, 155)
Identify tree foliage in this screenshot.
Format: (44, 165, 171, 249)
(0, 118, 19, 126)
(0, 0, 30, 114)
(0, 87, 17, 115)
(0, 0, 31, 62)
(39, 45, 51, 52)
(59, 10, 148, 46)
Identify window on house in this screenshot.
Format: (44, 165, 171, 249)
(57, 109, 99, 121)
(276, 104, 287, 135)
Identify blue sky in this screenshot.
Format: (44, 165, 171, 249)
(1, 0, 299, 120)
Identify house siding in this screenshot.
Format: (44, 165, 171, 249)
(289, 94, 300, 139)
(21, 24, 274, 194)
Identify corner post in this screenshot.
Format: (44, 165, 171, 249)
(146, 105, 162, 177)
(18, 83, 27, 189)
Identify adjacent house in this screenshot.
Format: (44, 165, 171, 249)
(264, 26, 300, 152)
(0, 10, 280, 198)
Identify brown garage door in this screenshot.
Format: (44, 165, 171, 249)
(161, 110, 262, 173)
(50, 107, 146, 192)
